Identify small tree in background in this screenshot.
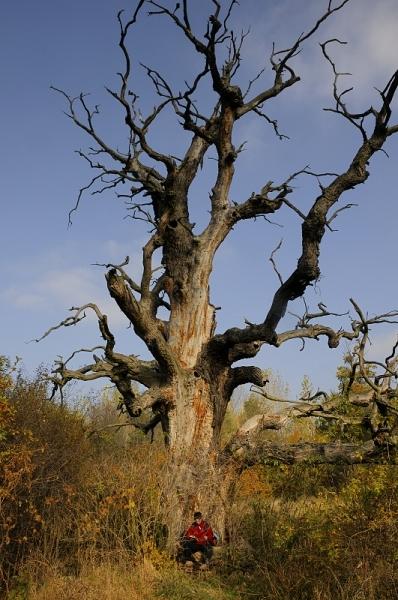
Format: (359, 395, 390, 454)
(298, 375, 314, 401)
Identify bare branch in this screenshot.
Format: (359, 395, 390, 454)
(269, 239, 284, 285)
(88, 421, 137, 437)
(106, 269, 178, 376)
(243, 66, 266, 99)
(93, 255, 142, 296)
(51, 87, 128, 164)
(237, 1, 351, 119)
(32, 304, 102, 343)
(147, 0, 243, 107)
(320, 39, 373, 140)
(253, 106, 289, 140)
(213, 98, 398, 354)
(321, 39, 398, 145)
(61, 345, 106, 368)
(386, 338, 398, 364)
(289, 301, 349, 330)
(327, 202, 358, 229)
(109, 7, 177, 171)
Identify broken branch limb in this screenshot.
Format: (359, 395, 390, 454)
(228, 439, 395, 467)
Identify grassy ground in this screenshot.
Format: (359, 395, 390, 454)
(8, 561, 244, 600)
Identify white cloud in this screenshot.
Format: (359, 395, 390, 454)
(240, 0, 398, 108)
(40, 268, 101, 308)
(2, 288, 46, 310)
(330, 1, 398, 85)
(0, 233, 153, 333)
(302, 0, 398, 103)
(3, 265, 132, 330)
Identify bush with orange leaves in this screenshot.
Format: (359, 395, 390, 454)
(0, 359, 90, 590)
(0, 359, 170, 593)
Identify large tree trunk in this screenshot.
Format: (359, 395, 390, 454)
(162, 261, 231, 540)
(163, 377, 227, 544)
(159, 250, 233, 537)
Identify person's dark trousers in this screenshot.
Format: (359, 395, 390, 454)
(182, 539, 213, 562)
(199, 543, 213, 562)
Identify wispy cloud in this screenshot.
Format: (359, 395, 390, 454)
(2, 288, 47, 310)
(2, 266, 129, 328)
(293, 0, 398, 104)
(328, 0, 398, 87)
(40, 268, 102, 307)
(239, 0, 398, 107)
(1, 240, 146, 331)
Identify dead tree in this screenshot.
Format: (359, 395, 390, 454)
(38, 1, 398, 533)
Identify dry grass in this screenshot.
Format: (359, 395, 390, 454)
(26, 559, 241, 600)
(28, 560, 158, 600)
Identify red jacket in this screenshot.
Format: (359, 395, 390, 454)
(185, 520, 216, 546)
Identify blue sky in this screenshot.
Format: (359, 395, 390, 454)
(1, 0, 398, 399)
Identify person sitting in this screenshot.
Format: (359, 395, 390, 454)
(181, 511, 217, 565)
